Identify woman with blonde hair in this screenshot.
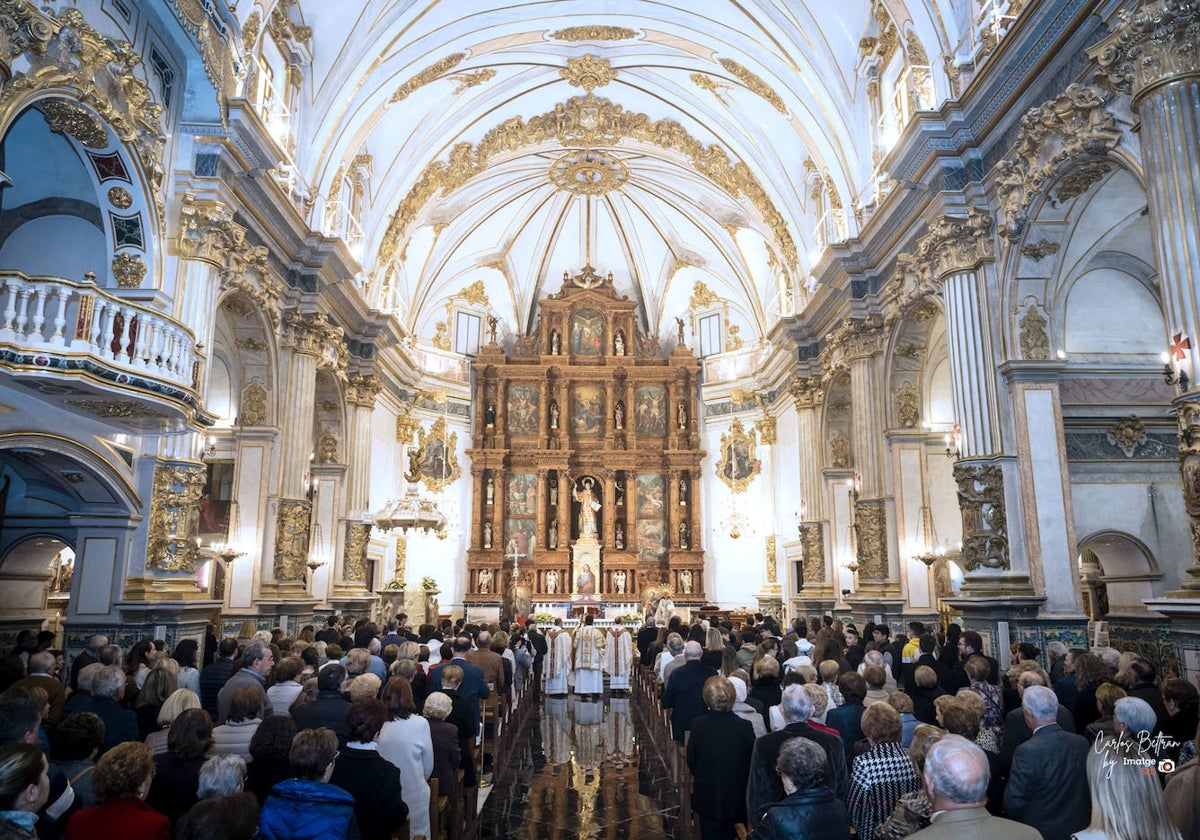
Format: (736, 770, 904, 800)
(1087, 682, 1128, 743)
(1076, 743, 1182, 840)
(145, 689, 201, 755)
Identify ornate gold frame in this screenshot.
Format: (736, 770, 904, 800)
(417, 417, 460, 493)
(715, 417, 761, 494)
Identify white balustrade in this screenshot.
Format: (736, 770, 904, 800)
(0, 272, 198, 393)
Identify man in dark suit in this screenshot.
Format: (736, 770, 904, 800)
(999, 670, 1075, 769)
(10, 651, 66, 729)
(526, 619, 547, 697)
(199, 637, 238, 719)
(292, 663, 352, 747)
(315, 615, 342, 644)
(660, 641, 716, 744)
(636, 615, 659, 668)
(746, 683, 850, 829)
(69, 633, 106, 691)
(1004, 686, 1090, 840)
(908, 735, 1040, 840)
(904, 634, 945, 694)
(959, 630, 1000, 686)
(428, 636, 489, 735)
(69, 664, 138, 755)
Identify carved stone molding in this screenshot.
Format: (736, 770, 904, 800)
(895, 381, 920, 428)
(825, 314, 886, 361)
(953, 462, 1010, 571)
(992, 84, 1121, 239)
(788, 375, 826, 409)
(237, 378, 268, 426)
(0, 5, 167, 222)
(148, 463, 205, 573)
(765, 535, 778, 583)
(316, 428, 339, 464)
(282, 310, 347, 373)
(38, 99, 106, 147)
(1107, 414, 1147, 458)
(829, 430, 850, 468)
(904, 206, 995, 281)
(1091, 0, 1200, 104)
(799, 522, 826, 583)
(886, 256, 941, 324)
(854, 499, 888, 579)
(1018, 304, 1051, 361)
(346, 372, 382, 408)
(343, 522, 370, 584)
(274, 498, 312, 582)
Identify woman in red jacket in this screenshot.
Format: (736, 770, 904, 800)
(67, 741, 170, 840)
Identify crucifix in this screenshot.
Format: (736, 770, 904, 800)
(504, 543, 527, 581)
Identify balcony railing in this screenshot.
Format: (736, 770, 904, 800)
(0, 272, 199, 395)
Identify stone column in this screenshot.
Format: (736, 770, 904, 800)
(1093, 3, 1200, 593)
(337, 373, 381, 597)
(789, 376, 834, 605)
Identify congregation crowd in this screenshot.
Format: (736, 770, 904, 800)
(0, 612, 1197, 840)
(0, 614, 548, 840)
(640, 614, 1200, 840)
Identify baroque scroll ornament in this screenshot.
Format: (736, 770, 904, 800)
(148, 464, 206, 573)
(953, 463, 1010, 571)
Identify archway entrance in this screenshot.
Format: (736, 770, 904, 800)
(1076, 531, 1163, 618)
(0, 537, 73, 644)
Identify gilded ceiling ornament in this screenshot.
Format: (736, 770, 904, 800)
(561, 54, 617, 92)
(1020, 238, 1060, 260)
(757, 413, 776, 445)
(416, 416, 460, 493)
(148, 463, 206, 573)
(274, 498, 312, 582)
(904, 32, 934, 111)
(107, 186, 133, 209)
(549, 25, 637, 42)
(689, 280, 721, 310)
(715, 417, 761, 494)
(432, 319, 451, 350)
(67, 399, 167, 419)
(725, 323, 744, 351)
(1018, 304, 1050, 360)
(267, 0, 312, 45)
(163, 0, 235, 124)
(991, 84, 1121, 239)
(240, 10, 260, 50)
(389, 53, 467, 104)
(377, 94, 798, 280)
(452, 279, 491, 308)
(549, 150, 629, 195)
(1052, 161, 1113, 206)
(1107, 414, 1147, 458)
(39, 100, 106, 147)
(690, 73, 732, 106)
(396, 412, 419, 444)
(449, 68, 496, 95)
(953, 462, 1010, 571)
(112, 252, 147, 287)
(1090, 0, 1200, 102)
(717, 58, 786, 115)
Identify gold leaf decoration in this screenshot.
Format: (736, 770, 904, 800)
(560, 54, 617, 92)
(449, 68, 496, 94)
(112, 252, 147, 287)
(549, 25, 637, 41)
(108, 186, 133, 209)
(389, 53, 467, 103)
(39, 100, 107, 148)
(690, 73, 732, 106)
(717, 58, 787, 115)
(689, 280, 721, 310)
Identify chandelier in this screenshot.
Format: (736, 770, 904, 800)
(910, 503, 944, 567)
(373, 443, 446, 535)
(717, 496, 754, 540)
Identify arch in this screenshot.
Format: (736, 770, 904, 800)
(1076, 530, 1164, 617)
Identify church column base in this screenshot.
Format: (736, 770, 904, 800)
(843, 596, 908, 627)
(121, 577, 220, 603)
(255, 598, 319, 634)
(959, 572, 1038, 600)
(755, 587, 783, 623)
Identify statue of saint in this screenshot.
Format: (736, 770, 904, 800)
(482, 522, 492, 548)
(485, 403, 496, 427)
(677, 403, 687, 429)
(573, 477, 601, 537)
(478, 568, 492, 594)
(614, 401, 625, 429)
(485, 476, 495, 505)
(545, 569, 559, 594)
(679, 569, 692, 593)
(614, 568, 627, 594)
(550, 330, 561, 355)
(614, 331, 625, 356)
(548, 519, 558, 549)
(549, 481, 559, 505)
(679, 478, 688, 505)
(615, 521, 625, 550)
(679, 520, 690, 549)
(549, 401, 559, 429)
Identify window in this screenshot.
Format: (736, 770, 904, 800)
(698, 313, 722, 357)
(149, 47, 175, 109)
(454, 311, 481, 356)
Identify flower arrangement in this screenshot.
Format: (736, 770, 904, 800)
(534, 612, 556, 624)
(382, 578, 406, 592)
(421, 576, 439, 592)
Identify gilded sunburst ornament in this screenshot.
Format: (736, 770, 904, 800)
(549, 151, 630, 195)
(561, 54, 617, 92)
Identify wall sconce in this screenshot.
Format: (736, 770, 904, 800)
(843, 560, 860, 573)
(944, 423, 962, 460)
(848, 473, 861, 502)
(1163, 333, 1192, 391)
(306, 523, 329, 575)
(798, 497, 808, 521)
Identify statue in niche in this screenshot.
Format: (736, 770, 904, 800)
(614, 401, 625, 429)
(679, 478, 688, 505)
(478, 567, 492, 594)
(615, 521, 625, 549)
(486, 477, 495, 505)
(546, 569, 559, 594)
(615, 479, 625, 506)
(549, 481, 559, 505)
(680, 569, 693, 593)
(677, 403, 687, 430)
(483, 522, 492, 548)
(679, 520, 690, 549)
(550, 329, 561, 355)
(614, 331, 625, 356)
(548, 519, 559, 550)
(573, 477, 601, 536)
(485, 403, 496, 427)
(549, 401, 560, 429)
(614, 569, 627, 594)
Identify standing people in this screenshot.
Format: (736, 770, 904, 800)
(605, 618, 634, 694)
(545, 620, 573, 698)
(573, 616, 606, 700)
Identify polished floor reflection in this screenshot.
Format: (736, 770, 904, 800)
(478, 696, 683, 839)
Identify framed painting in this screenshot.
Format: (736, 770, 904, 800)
(506, 383, 540, 436)
(198, 461, 234, 539)
(417, 417, 460, 492)
(571, 384, 605, 436)
(504, 518, 536, 559)
(634, 386, 667, 437)
(636, 474, 666, 563)
(506, 473, 537, 516)
(715, 417, 761, 493)
(570, 308, 605, 356)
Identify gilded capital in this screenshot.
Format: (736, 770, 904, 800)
(1091, 0, 1200, 104)
(283, 310, 347, 373)
(788, 375, 825, 409)
(346, 372, 383, 407)
(827, 314, 886, 361)
(906, 206, 994, 282)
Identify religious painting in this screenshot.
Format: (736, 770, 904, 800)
(506, 384, 540, 436)
(416, 417, 459, 493)
(504, 518, 536, 559)
(634, 386, 667, 437)
(571, 384, 605, 436)
(198, 461, 234, 539)
(715, 417, 761, 494)
(570, 308, 605, 356)
(636, 474, 666, 563)
(506, 473, 538, 516)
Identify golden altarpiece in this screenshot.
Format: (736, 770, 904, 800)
(466, 266, 705, 615)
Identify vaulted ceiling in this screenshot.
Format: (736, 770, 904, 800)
(282, 1, 965, 349)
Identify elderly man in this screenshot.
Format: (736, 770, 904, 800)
(659, 632, 686, 683)
(660, 641, 716, 744)
(70, 634, 107, 690)
(861, 649, 898, 692)
(1004, 685, 1090, 840)
(217, 641, 274, 724)
(747, 683, 850, 829)
(1113, 695, 1159, 739)
(908, 735, 1040, 840)
(69, 664, 138, 755)
(999, 669, 1075, 768)
(467, 629, 505, 695)
(11, 650, 66, 728)
(750, 737, 850, 840)
(1046, 641, 1068, 685)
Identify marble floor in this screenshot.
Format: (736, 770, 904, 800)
(477, 695, 684, 839)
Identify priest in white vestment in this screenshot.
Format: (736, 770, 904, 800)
(604, 618, 634, 692)
(545, 619, 573, 696)
(573, 614, 606, 697)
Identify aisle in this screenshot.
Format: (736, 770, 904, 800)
(477, 695, 684, 839)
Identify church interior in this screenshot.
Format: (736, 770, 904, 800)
(0, 0, 1198, 685)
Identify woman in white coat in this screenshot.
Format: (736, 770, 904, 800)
(378, 676, 434, 839)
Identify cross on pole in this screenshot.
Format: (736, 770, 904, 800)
(505, 545, 526, 579)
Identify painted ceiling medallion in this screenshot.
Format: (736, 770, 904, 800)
(107, 186, 133, 209)
(549, 150, 630, 195)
